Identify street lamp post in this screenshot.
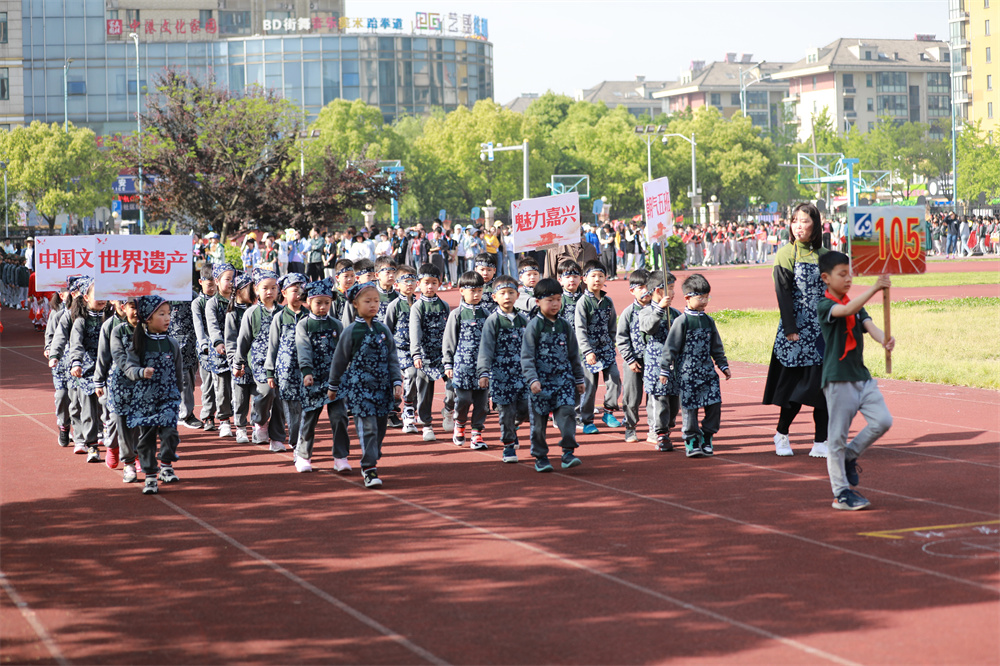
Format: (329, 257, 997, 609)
(739, 61, 767, 118)
(479, 140, 529, 200)
(63, 58, 75, 133)
(128, 33, 144, 232)
(634, 125, 665, 181)
(663, 132, 700, 222)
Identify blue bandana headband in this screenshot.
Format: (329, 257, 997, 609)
(279, 272, 308, 291)
(305, 279, 334, 299)
(474, 258, 495, 268)
(396, 273, 417, 282)
(685, 291, 708, 298)
(417, 270, 439, 280)
(584, 267, 606, 277)
(251, 267, 278, 285)
(346, 282, 378, 302)
(232, 271, 253, 293)
(75, 276, 95, 295)
(212, 262, 236, 281)
(335, 266, 355, 277)
(136, 294, 166, 322)
(560, 269, 581, 277)
(376, 266, 396, 274)
(518, 266, 539, 276)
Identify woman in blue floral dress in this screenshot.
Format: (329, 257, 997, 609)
(762, 203, 830, 458)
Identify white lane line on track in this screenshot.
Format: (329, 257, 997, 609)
(0, 571, 71, 666)
(0, 397, 450, 666)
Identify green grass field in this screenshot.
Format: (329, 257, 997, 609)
(713, 297, 1000, 390)
(852, 271, 999, 288)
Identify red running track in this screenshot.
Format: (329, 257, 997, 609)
(1, 271, 998, 665)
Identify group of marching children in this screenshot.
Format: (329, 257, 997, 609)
(41, 250, 741, 492)
(2, 253, 30, 311)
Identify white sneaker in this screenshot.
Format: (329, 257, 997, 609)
(441, 410, 455, 432)
(333, 457, 352, 473)
(269, 439, 287, 452)
(235, 428, 249, 444)
(294, 457, 313, 473)
(74, 442, 87, 454)
(646, 432, 658, 444)
(809, 441, 829, 458)
(422, 427, 436, 442)
(122, 463, 138, 483)
(218, 421, 232, 438)
(774, 433, 794, 457)
(252, 423, 268, 443)
(402, 418, 418, 434)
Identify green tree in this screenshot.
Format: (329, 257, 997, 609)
(304, 99, 406, 168)
(957, 120, 1000, 203)
(0, 122, 117, 231)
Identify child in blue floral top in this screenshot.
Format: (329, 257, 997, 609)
(294, 279, 349, 473)
(575, 260, 622, 434)
(639, 271, 682, 451)
(443, 271, 490, 450)
(205, 262, 236, 438)
(474, 253, 498, 314)
(235, 268, 285, 448)
(265, 272, 309, 453)
(191, 264, 219, 430)
(327, 283, 403, 488)
(124, 295, 184, 495)
(66, 277, 110, 463)
(383, 267, 419, 433)
(521, 278, 586, 473)
(409, 263, 451, 441)
(225, 272, 256, 443)
(477, 275, 530, 464)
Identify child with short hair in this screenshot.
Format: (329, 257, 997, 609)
(640, 271, 681, 451)
(93, 299, 128, 469)
(557, 259, 583, 329)
(331, 259, 355, 321)
(235, 268, 285, 447)
(661, 273, 731, 458)
(443, 271, 490, 449)
(45, 279, 77, 448)
(384, 267, 420, 433)
(817, 252, 894, 511)
(374, 256, 399, 321)
(478, 275, 530, 463)
(327, 283, 404, 488)
(521, 278, 586, 472)
(192, 264, 219, 430)
(474, 253, 498, 314)
(353, 258, 375, 284)
(295, 280, 349, 473)
(265, 273, 309, 453)
(124, 295, 184, 495)
(514, 256, 540, 317)
(616, 269, 651, 443)
(225, 272, 257, 443)
(409, 263, 452, 440)
(575, 260, 622, 433)
(205, 263, 237, 438)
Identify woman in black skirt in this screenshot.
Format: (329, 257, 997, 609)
(762, 203, 830, 458)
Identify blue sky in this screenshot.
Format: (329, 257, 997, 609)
(350, 1, 946, 103)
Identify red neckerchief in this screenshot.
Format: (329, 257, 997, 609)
(824, 289, 856, 360)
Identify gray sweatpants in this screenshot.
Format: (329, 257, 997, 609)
(823, 379, 892, 497)
(621, 363, 643, 430)
(649, 394, 680, 436)
(79, 390, 103, 446)
(250, 380, 286, 441)
(115, 414, 139, 466)
(213, 371, 233, 421)
(682, 402, 721, 439)
(179, 365, 197, 421)
(296, 399, 350, 461)
(529, 403, 578, 460)
(199, 366, 217, 420)
(232, 381, 254, 428)
(354, 414, 388, 470)
(580, 363, 622, 425)
(454, 387, 488, 431)
(497, 398, 529, 446)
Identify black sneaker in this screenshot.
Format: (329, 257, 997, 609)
(701, 435, 714, 456)
(832, 489, 870, 511)
(158, 466, 179, 484)
(202, 418, 217, 432)
(181, 415, 204, 430)
(560, 450, 582, 469)
(685, 435, 703, 458)
(534, 457, 554, 473)
(501, 445, 518, 464)
(142, 477, 159, 495)
(845, 458, 862, 486)
(363, 468, 383, 488)
(57, 428, 70, 447)
(387, 412, 403, 429)
(656, 434, 674, 452)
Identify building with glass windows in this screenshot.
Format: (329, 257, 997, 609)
(771, 37, 952, 141)
(651, 57, 791, 132)
(7, 0, 493, 138)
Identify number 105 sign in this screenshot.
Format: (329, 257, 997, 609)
(849, 206, 927, 276)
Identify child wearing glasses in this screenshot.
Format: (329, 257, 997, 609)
(661, 273, 731, 458)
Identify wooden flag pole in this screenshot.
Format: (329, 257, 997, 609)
(883, 286, 892, 374)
